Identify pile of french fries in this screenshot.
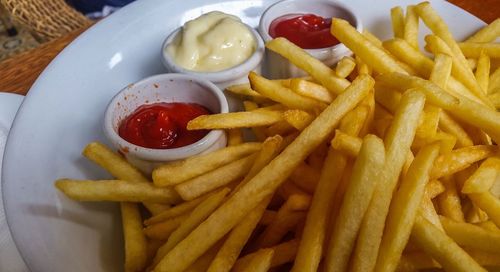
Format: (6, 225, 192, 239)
(55, 2, 500, 272)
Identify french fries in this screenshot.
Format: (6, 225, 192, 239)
(54, 2, 500, 271)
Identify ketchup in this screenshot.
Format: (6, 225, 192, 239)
(269, 14, 339, 49)
(118, 102, 210, 149)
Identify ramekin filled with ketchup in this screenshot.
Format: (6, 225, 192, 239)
(104, 73, 228, 173)
(259, 0, 362, 78)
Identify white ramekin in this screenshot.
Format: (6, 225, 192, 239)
(258, 0, 363, 78)
(104, 73, 228, 174)
(161, 24, 265, 90)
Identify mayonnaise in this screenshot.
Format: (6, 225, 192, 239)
(166, 11, 256, 72)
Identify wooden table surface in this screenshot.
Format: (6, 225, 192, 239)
(0, 0, 498, 95)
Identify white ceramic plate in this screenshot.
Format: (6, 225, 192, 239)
(2, 1, 485, 271)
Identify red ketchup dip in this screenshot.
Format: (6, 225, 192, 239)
(118, 102, 210, 149)
(269, 13, 340, 49)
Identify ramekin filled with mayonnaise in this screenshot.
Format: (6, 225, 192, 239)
(162, 11, 265, 90)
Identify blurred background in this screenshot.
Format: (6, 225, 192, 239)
(0, 0, 135, 61)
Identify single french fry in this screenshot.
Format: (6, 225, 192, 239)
(55, 179, 180, 204)
(476, 51, 490, 93)
(183, 241, 225, 272)
(335, 56, 356, 78)
(375, 144, 440, 272)
(225, 84, 266, 99)
(175, 154, 256, 201)
(232, 239, 299, 271)
(324, 135, 385, 272)
(153, 75, 372, 272)
(152, 142, 261, 186)
(488, 67, 500, 94)
(289, 162, 321, 193)
(351, 90, 426, 272)
(466, 18, 500, 43)
(363, 29, 384, 49)
(255, 194, 311, 248)
(391, 6, 405, 38)
(82, 142, 169, 215)
(376, 72, 500, 143)
(266, 121, 295, 136)
(416, 104, 440, 140)
(459, 42, 500, 58)
(145, 196, 207, 226)
(439, 111, 474, 147)
(290, 78, 334, 103)
(469, 192, 500, 228)
(424, 179, 446, 199)
(152, 188, 230, 266)
(227, 129, 243, 146)
(431, 53, 453, 89)
(143, 214, 189, 240)
(420, 196, 444, 230)
(462, 157, 500, 194)
(355, 55, 372, 75)
(239, 249, 274, 272)
(265, 38, 351, 94)
(339, 104, 370, 137)
(331, 18, 407, 75)
(187, 110, 283, 130)
(404, 5, 419, 49)
(475, 220, 500, 233)
(440, 216, 500, 253)
(249, 72, 327, 112)
(121, 202, 148, 272)
(411, 214, 486, 272)
(431, 145, 497, 179)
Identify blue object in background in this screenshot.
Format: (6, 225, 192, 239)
(66, 0, 136, 14)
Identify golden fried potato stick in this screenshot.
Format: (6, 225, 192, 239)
(83, 142, 170, 215)
(440, 216, 500, 253)
(289, 162, 321, 193)
(143, 214, 189, 240)
(183, 242, 224, 272)
(121, 202, 148, 272)
(153, 75, 373, 272)
(411, 213, 486, 272)
(488, 67, 500, 94)
(355, 55, 372, 75)
(468, 192, 500, 228)
(475, 221, 500, 233)
(335, 56, 356, 78)
(152, 142, 261, 186)
(289, 78, 334, 103)
(466, 18, 500, 42)
(290, 149, 348, 272)
(145, 196, 207, 225)
(331, 130, 362, 157)
(377, 72, 500, 143)
(459, 42, 500, 58)
(249, 72, 327, 112)
(174, 153, 256, 201)
(239, 249, 274, 272)
(462, 157, 500, 194)
(430, 145, 497, 179)
(55, 179, 180, 204)
(430, 53, 453, 88)
(351, 90, 425, 272)
(324, 135, 385, 272)
(391, 6, 405, 39)
(232, 239, 299, 272)
(331, 18, 408, 75)
(475, 51, 490, 93)
(152, 188, 230, 266)
(265, 38, 351, 94)
(420, 196, 444, 230)
(187, 110, 284, 130)
(404, 5, 419, 49)
(266, 121, 295, 136)
(375, 144, 440, 272)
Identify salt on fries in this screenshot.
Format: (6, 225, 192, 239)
(55, 2, 500, 271)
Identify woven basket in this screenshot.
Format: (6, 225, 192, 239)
(1, 0, 92, 41)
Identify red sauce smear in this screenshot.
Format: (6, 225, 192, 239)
(269, 14, 339, 49)
(118, 102, 210, 149)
